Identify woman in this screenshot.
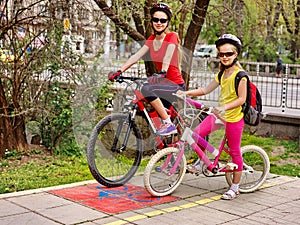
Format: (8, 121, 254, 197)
(109, 2, 185, 136)
(178, 34, 247, 200)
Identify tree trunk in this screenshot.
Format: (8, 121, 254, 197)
(182, 0, 210, 88)
(235, 0, 245, 39)
(281, 0, 300, 62)
(292, 0, 300, 61)
(94, 0, 145, 42)
(221, 0, 229, 34)
(0, 80, 28, 157)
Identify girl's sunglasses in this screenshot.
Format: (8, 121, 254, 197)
(152, 17, 168, 23)
(218, 52, 235, 57)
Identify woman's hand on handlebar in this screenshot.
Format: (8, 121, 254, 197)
(147, 71, 166, 84)
(108, 70, 122, 82)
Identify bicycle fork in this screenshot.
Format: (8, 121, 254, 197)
(112, 111, 137, 153)
(158, 146, 185, 175)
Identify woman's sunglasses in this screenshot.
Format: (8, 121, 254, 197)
(218, 52, 235, 57)
(152, 17, 168, 24)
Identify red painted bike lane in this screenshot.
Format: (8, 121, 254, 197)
(49, 183, 178, 214)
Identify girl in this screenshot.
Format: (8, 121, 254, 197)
(178, 34, 247, 200)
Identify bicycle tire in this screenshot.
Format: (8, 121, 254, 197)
(144, 147, 186, 196)
(87, 113, 143, 187)
(225, 145, 270, 193)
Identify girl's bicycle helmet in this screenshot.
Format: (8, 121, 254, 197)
(215, 34, 242, 55)
(150, 2, 172, 20)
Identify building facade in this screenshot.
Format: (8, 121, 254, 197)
(0, 0, 106, 55)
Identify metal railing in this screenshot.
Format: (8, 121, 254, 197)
(103, 58, 300, 112)
(191, 59, 300, 112)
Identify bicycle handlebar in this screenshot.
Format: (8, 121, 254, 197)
(113, 75, 148, 83)
(172, 93, 213, 112)
(172, 93, 224, 125)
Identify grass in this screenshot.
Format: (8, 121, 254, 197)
(0, 150, 93, 194)
(0, 132, 299, 194)
(243, 134, 300, 177)
(186, 129, 300, 177)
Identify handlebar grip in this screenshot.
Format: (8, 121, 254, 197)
(108, 70, 122, 82)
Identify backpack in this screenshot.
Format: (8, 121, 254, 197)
(218, 70, 263, 126)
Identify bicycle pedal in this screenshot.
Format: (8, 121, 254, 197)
(226, 162, 238, 170)
(195, 172, 201, 176)
(155, 166, 162, 172)
(186, 169, 201, 176)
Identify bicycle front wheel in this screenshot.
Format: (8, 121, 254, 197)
(87, 113, 143, 187)
(225, 145, 270, 193)
(144, 147, 186, 196)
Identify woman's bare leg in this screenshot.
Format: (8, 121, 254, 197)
(150, 98, 169, 120)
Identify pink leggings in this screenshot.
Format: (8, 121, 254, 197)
(193, 115, 244, 171)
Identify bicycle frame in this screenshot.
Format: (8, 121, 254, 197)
(178, 127, 234, 174)
(158, 96, 237, 176)
(159, 128, 234, 176)
(114, 76, 185, 150)
(133, 89, 181, 132)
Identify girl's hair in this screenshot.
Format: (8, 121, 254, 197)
(176, 33, 182, 72)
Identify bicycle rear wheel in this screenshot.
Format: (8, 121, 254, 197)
(144, 147, 186, 196)
(87, 113, 143, 187)
(225, 145, 270, 193)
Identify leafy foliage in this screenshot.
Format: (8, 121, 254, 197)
(0, 1, 97, 157)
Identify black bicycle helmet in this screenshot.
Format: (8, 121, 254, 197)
(150, 2, 172, 20)
(215, 34, 242, 55)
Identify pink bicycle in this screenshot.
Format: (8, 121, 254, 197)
(143, 94, 270, 196)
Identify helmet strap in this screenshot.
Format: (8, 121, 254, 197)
(154, 29, 166, 35)
(222, 58, 238, 69)
(152, 22, 169, 35)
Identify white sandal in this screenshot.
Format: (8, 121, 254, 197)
(221, 189, 239, 200)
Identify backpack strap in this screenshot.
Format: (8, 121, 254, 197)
(234, 71, 249, 96)
(235, 71, 252, 113)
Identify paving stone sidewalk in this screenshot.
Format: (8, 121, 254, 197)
(0, 173, 299, 225)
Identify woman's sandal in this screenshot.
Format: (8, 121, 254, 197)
(221, 189, 240, 200)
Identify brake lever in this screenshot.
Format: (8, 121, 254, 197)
(115, 76, 124, 83)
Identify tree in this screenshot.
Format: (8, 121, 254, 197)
(281, 0, 300, 61)
(246, 0, 300, 62)
(0, 1, 84, 157)
(181, 0, 210, 85)
(93, 0, 210, 85)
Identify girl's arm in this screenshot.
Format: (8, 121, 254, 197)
(120, 45, 149, 72)
(184, 79, 219, 96)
